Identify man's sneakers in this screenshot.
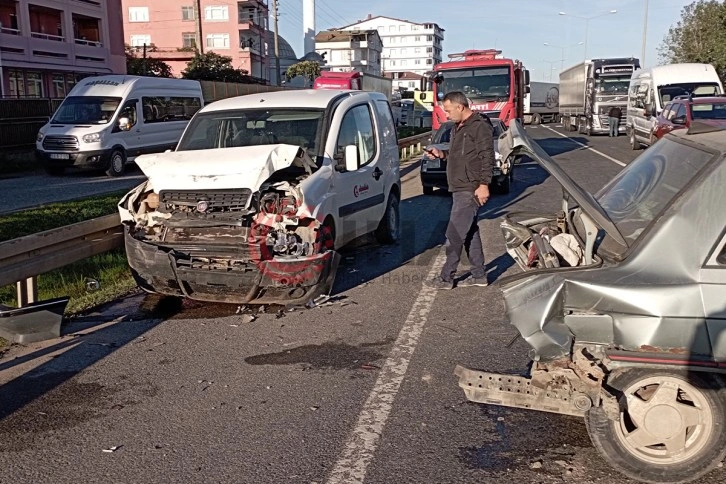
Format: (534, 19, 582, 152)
(424, 276, 454, 290)
(456, 274, 489, 287)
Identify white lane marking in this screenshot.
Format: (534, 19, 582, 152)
(542, 125, 627, 167)
(326, 250, 447, 484)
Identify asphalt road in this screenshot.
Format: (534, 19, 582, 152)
(1, 125, 723, 484)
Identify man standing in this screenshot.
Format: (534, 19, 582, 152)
(425, 91, 495, 290)
(608, 105, 622, 137)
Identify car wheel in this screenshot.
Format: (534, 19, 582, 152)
(423, 185, 434, 195)
(375, 191, 400, 244)
(585, 369, 726, 484)
(44, 166, 65, 176)
(630, 131, 641, 151)
(106, 149, 126, 177)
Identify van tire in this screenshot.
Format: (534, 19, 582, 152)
(630, 131, 641, 151)
(375, 191, 400, 245)
(106, 149, 126, 177)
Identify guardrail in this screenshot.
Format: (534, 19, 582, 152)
(0, 131, 432, 308)
(0, 214, 123, 307)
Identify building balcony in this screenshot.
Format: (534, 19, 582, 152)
(29, 4, 65, 41)
(0, 0, 19, 33)
(73, 13, 102, 47)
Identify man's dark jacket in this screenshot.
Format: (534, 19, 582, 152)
(609, 106, 622, 118)
(446, 113, 495, 192)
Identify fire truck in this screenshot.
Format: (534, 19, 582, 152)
(431, 49, 530, 130)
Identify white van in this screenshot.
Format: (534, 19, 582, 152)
(118, 89, 401, 306)
(626, 63, 723, 149)
(36, 75, 204, 176)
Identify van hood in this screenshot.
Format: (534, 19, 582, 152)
(40, 123, 110, 134)
(499, 121, 627, 247)
(136, 144, 316, 192)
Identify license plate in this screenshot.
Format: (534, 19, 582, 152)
(427, 158, 440, 169)
(49, 153, 70, 160)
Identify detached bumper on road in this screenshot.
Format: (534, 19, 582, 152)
(124, 228, 340, 306)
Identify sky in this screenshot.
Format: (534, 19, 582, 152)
(273, 0, 694, 81)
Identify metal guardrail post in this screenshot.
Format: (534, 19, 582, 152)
(16, 278, 38, 306)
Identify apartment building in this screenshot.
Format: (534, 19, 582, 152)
(122, 0, 269, 80)
(336, 15, 444, 77)
(314, 29, 382, 76)
(0, 0, 126, 98)
(388, 71, 428, 92)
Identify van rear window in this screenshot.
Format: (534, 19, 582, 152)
(142, 96, 202, 123)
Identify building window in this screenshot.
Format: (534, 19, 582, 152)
(390, 49, 397, 56)
(52, 74, 66, 97)
(8, 69, 25, 97)
(415, 48, 421, 54)
(26, 72, 43, 97)
(426, 47, 433, 53)
(128, 7, 149, 22)
(401, 48, 407, 55)
(426, 59, 432, 65)
(401, 60, 407, 66)
(408, 81, 415, 87)
(130, 34, 151, 47)
(182, 32, 196, 48)
(204, 6, 228, 21)
(412, 25, 421, 31)
(181, 6, 195, 21)
(390, 60, 396, 66)
(206, 33, 229, 48)
(398, 25, 405, 32)
(427, 35, 433, 41)
(377, 25, 384, 31)
(415, 59, 421, 65)
(388, 25, 395, 32)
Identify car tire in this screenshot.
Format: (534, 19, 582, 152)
(375, 191, 400, 245)
(44, 166, 65, 176)
(630, 131, 641, 151)
(585, 369, 726, 484)
(423, 186, 434, 195)
(106, 149, 126, 177)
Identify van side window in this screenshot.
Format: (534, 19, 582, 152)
(336, 104, 377, 167)
(142, 96, 202, 123)
(374, 100, 398, 146)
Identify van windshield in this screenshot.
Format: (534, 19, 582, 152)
(176, 108, 325, 154)
(51, 96, 122, 124)
(658, 83, 721, 105)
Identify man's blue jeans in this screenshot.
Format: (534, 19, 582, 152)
(609, 116, 620, 137)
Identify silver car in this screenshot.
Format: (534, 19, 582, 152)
(455, 120, 726, 483)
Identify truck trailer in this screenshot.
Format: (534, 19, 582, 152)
(523, 81, 559, 124)
(313, 71, 393, 101)
(559, 58, 640, 135)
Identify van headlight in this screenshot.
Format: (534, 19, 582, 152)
(82, 132, 103, 143)
(37, 132, 44, 142)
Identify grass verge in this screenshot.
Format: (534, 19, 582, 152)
(0, 190, 137, 319)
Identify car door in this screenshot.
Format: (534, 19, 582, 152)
(331, 101, 385, 243)
(700, 232, 726, 359)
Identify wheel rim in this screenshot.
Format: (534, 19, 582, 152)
(614, 375, 714, 465)
(111, 153, 124, 173)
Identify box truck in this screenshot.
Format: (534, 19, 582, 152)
(313, 71, 392, 101)
(523, 81, 559, 124)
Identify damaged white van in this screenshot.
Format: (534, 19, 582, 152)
(118, 89, 401, 306)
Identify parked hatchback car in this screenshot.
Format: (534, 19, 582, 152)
(653, 96, 726, 140)
(420, 116, 513, 195)
(455, 119, 726, 484)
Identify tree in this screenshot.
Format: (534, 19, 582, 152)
(658, 0, 726, 80)
(286, 61, 321, 86)
(125, 45, 173, 78)
(182, 52, 251, 82)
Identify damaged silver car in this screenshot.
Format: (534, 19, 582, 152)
(456, 120, 726, 483)
(118, 90, 401, 306)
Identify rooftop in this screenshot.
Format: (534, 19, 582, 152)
(338, 15, 444, 32)
(315, 30, 380, 43)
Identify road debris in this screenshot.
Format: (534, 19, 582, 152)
(102, 445, 122, 453)
(361, 363, 380, 370)
(530, 460, 543, 469)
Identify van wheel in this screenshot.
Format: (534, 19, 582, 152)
(106, 149, 126, 177)
(585, 370, 726, 484)
(375, 191, 400, 244)
(630, 131, 641, 151)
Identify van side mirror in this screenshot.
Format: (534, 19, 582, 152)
(524, 69, 531, 86)
(344, 145, 359, 172)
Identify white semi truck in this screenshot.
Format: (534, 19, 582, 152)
(523, 81, 559, 125)
(559, 57, 640, 135)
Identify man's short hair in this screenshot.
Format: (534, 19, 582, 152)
(443, 91, 469, 108)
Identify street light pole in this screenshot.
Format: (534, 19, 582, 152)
(641, 0, 649, 66)
(543, 42, 583, 71)
(559, 10, 617, 61)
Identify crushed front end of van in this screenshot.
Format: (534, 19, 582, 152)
(118, 144, 340, 306)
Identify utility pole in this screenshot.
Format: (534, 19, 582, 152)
(272, 0, 281, 85)
(195, 0, 204, 53)
(142, 43, 148, 75)
(641, 0, 649, 67)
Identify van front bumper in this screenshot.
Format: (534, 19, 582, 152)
(124, 228, 341, 306)
(36, 149, 111, 169)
